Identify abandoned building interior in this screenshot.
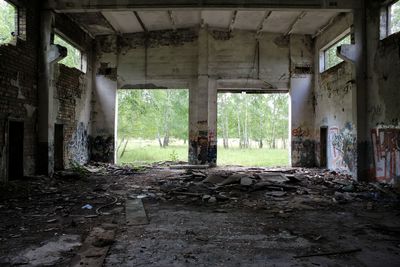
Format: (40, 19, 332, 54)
(0, 0, 400, 266)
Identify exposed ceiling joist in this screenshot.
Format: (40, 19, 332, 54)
(46, 0, 360, 12)
(101, 13, 118, 34)
(284, 11, 306, 36)
(228, 10, 238, 32)
(134, 11, 148, 32)
(167, 10, 177, 31)
(256, 11, 272, 35)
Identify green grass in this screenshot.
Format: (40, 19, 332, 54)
(117, 140, 289, 167)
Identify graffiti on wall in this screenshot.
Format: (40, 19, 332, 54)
(292, 126, 310, 138)
(371, 128, 400, 184)
(291, 126, 315, 167)
(68, 122, 89, 165)
(328, 123, 356, 173)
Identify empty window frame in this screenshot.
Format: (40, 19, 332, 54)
(53, 34, 85, 72)
(321, 34, 351, 72)
(389, 0, 400, 35)
(0, 0, 17, 45)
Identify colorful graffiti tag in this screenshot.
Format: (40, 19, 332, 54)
(328, 124, 356, 173)
(371, 128, 400, 184)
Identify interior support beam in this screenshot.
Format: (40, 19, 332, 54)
(101, 13, 118, 34)
(45, 0, 360, 12)
(256, 11, 272, 37)
(167, 10, 177, 31)
(284, 11, 306, 36)
(133, 11, 147, 32)
(228, 10, 237, 32)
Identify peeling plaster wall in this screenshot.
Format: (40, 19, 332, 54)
(366, 1, 400, 185)
(313, 13, 357, 175)
(290, 34, 315, 167)
(0, 0, 40, 181)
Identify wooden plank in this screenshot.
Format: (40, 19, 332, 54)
(126, 198, 149, 226)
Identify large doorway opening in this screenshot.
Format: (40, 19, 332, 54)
(217, 92, 289, 167)
(116, 89, 189, 165)
(8, 121, 24, 180)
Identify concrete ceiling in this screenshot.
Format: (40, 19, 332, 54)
(66, 10, 342, 37)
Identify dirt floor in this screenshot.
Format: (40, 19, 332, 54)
(0, 164, 399, 266)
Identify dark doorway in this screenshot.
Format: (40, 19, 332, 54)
(320, 127, 328, 168)
(54, 124, 64, 171)
(8, 121, 24, 180)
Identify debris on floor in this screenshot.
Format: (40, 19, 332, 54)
(0, 165, 399, 266)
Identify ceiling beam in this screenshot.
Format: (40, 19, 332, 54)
(312, 13, 340, 38)
(133, 11, 147, 32)
(45, 0, 360, 12)
(284, 11, 307, 36)
(256, 11, 272, 36)
(228, 10, 237, 32)
(167, 10, 177, 31)
(100, 13, 119, 34)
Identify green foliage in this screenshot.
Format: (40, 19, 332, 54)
(54, 34, 82, 69)
(390, 1, 400, 34)
(117, 89, 189, 146)
(169, 150, 178, 162)
(217, 93, 289, 149)
(0, 0, 16, 44)
(324, 34, 351, 71)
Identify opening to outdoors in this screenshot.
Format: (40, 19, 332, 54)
(117, 89, 189, 165)
(0, 0, 16, 45)
(54, 33, 84, 71)
(323, 34, 351, 71)
(217, 92, 290, 167)
(389, 0, 400, 35)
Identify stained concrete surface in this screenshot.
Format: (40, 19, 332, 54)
(0, 165, 399, 266)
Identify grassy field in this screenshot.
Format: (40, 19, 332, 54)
(117, 140, 289, 167)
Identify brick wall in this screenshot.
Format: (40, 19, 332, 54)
(53, 13, 93, 168)
(0, 0, 40, 181)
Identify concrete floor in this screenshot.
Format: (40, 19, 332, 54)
(0, 165, 399, 266)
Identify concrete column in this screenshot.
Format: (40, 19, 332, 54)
(208, 78, 218, 166)
(188, 80, 198, 164)
(37, 11, 55, 176)
(37, 11, 67, 175)
(353, 7, 368, 180)
(189, 27, 210, 164)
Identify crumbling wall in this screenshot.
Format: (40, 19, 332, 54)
(0, 0, 40, 181)
(313, 13, 356, 175)
(53, 13, 94, 168)
(366, 1, 400, 185)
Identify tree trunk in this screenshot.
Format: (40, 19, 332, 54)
(157, 132, 163, 147)
(163, 134, 169, 148)
(117, 137, 125, 153)
(259, 139, 263, 149)
(120, 139, 129, 158)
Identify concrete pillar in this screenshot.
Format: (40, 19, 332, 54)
(189, 27, 211, 164)
(37, 11, 67, 176)
(37, 11, 55, 176)
(353, 7, 368, 180)
(208, 78, 218, 166)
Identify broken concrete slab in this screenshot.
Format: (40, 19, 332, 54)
(70, 226, 116, 267)
(125, 198, 149, 226)
(170, 165, 209, 170)
(256, 172, 290, 183)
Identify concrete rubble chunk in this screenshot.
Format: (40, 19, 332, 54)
(240, 177, 254, 186)
(257, 172, 290, 183)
